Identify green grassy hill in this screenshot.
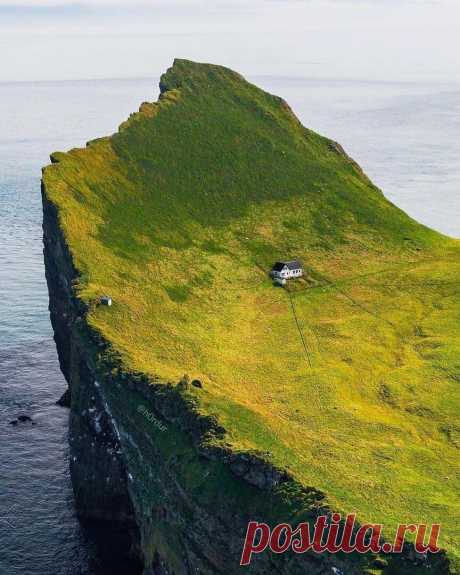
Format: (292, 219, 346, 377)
(43, 59, 460, 567)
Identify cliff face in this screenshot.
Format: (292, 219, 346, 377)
(41, 186, 312, 574)
(42, 190, 140, 529)
(42, 168, 452, 575)
(41, 59, 458, 575)
(42, 182, 370, 575)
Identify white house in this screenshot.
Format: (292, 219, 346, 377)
(271, 260, 304, 280)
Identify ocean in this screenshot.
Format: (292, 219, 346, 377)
(0, 75, 458, 574)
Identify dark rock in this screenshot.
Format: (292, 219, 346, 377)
(56, 387, 71, 407)
(17, 415, 32, 423)
(229, 459, 249, 476)
(227, 451, 287, 490)
(408, 547, 428, 564)
(9, 415, 34, 425)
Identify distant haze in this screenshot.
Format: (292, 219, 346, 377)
(1, 0, 459, 83)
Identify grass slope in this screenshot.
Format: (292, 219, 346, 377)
(43, 59, 460, 567)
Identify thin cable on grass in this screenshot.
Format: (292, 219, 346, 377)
(287, 288, 313, 369)
(328, 282, 396, 328)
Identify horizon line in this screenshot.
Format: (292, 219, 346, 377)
(1, 73, 459, 88)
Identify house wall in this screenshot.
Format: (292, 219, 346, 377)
(272, 268, 303, 279)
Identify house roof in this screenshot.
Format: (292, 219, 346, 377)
(272, 260, 303, 271)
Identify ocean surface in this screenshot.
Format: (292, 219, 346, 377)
(0, 76, 459, 574)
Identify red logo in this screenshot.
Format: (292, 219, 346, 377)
(240, 514, 441, 566)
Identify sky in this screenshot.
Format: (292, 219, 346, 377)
(0, 0, 459, 83)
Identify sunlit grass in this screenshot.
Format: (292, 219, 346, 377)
(43, 59, 460, 567)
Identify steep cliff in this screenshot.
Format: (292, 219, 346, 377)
(42, 186, 360, 575)
(42, 59, 460, 574)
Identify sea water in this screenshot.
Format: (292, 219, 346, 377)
(0, 76, 458, 574)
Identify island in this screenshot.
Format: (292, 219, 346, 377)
(42, 59, 460, 575)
